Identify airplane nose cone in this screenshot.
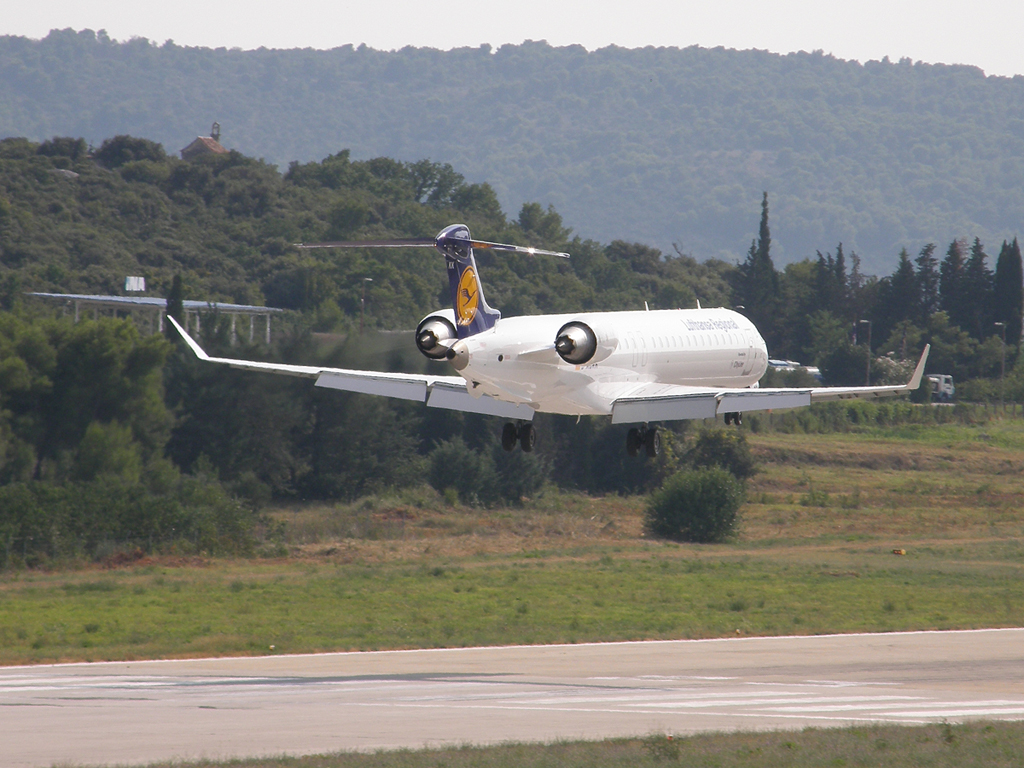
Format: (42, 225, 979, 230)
(447, 340, 470, 371)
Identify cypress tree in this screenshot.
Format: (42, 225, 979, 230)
(165, 273, 184, 340)
(757, 191, 771, 266)
(915, 243, 939, 322)
(939, 238, 966, 328)
(876, 248, 917, 343)
(737, 192, 780, 347)
(993, 238, 1024, 348)
(814, 249, 834, 309)
(963, 237, 993, 339)
(833, 243, 848, 315)
(813, 244, 848, 317)
(891, 248, 918, 314)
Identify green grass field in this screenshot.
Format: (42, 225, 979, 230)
(2, 420, 1024, 665)
(3, 546, 1022, 664)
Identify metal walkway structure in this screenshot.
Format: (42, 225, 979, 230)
(27, 293, 285, 344)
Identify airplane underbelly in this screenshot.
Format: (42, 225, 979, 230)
(466, 361, 612, 413)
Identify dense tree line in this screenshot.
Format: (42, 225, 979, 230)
(3, 30, 1024, 270)
(736, 193, 1023, 385)
(0, 313, 257, 566)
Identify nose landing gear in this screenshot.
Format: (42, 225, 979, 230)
(626, 425, 661, 457)
(502, 422, 536, 453)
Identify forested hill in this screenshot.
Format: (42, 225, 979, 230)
(0, 135, 733, 332)
(3, 30, 1024, 273)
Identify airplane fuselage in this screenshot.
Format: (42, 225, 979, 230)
(448, 307, 769, 416)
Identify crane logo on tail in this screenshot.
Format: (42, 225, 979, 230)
(456, 266, 479, 326)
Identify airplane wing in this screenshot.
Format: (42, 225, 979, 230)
(611, 344, 930, 424)
(166, 316, 535, 421)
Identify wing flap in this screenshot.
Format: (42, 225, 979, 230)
(427, 383, 535, 420)
(315, 374, 428, 401)
(612, 393, 718, 424)
(717, 390, 811, 413)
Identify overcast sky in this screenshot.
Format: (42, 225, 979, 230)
(5, 1, 1024, 77)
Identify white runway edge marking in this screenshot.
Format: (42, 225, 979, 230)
(344, 701, 936, 725)
(286, 677, 1024, 727)
(634, 696, 924, 709)
(773, 700, 1024, 713)
(4, 626, 1023, 671)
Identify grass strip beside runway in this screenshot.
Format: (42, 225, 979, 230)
(1, 543, 1022, 664)
(88, 721, 1024, 768)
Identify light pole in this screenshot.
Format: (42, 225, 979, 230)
(995, 321, 1006, 414)
(858, 319, 872, 385)
(360, 277, 373, 334)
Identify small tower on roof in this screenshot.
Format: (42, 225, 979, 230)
(180, 122, 228, 161)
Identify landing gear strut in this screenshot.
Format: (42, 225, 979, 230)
(626, 425, 661, 458)
(502, 422, 536, 453)
(724, 411, 743, 426)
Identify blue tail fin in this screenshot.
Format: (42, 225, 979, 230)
(436, 224, 500, 338)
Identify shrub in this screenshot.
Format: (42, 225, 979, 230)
(428, 436, 499, 506)
(687, 429, 757, 479)
(427, 436, 546, 506)
(644, 467, 744, 543)
(491, 443, 548, 505)
(37, 137, 88, 161)
(0, 471, 259, 567)
(94, 135, 167, 168)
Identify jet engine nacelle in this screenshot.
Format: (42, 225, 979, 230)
(555, 319, 617, 365)
(415, 309, 458, 360)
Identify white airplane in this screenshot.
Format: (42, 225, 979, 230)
(169, 224, 929, 456)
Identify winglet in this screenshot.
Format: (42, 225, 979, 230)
(166, 315, 210, 361)
(907, 344, 930, 390)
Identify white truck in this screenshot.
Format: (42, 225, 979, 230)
(926, 374, 955, 402)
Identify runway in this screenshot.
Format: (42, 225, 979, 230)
(3, 628, 1024, 767)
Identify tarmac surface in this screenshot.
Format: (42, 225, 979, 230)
(3, 628, 1024, 767)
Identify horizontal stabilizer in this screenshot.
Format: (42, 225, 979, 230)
(296, 238, 435, 249)
(295, 234, 569, 259)
(466, 239, 569, 259)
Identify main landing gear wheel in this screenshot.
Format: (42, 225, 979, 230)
(519, 423, 536, 453)
(724, 411, 743, 426)
(645, 427, 661, 457)
(501, 422, 519, 452)
(502, 422, 536, 453)
(626, 428, 643, 457)
(626, 426, 661, 457)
